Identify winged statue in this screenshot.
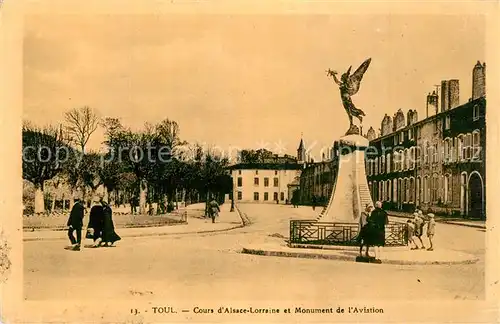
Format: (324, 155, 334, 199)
(327, 58, 372, 129)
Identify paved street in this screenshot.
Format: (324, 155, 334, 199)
(24, 203, 485, 302)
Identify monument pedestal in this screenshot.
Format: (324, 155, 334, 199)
(317, 134, 373, 224)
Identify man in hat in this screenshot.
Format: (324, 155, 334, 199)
(67, 198, 85, 251)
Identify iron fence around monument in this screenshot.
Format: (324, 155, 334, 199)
(289, 220, 408, 247)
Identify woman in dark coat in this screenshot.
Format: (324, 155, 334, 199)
(101, 200, 121, 246)
(366, 201, 388, 262)
(87, 204, 104, 247)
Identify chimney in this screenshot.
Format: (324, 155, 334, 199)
(426, 91, 438, 117)
(448, 79, 460, 109)
(472, 60, 486, 100)
(441, 80, 449, 112)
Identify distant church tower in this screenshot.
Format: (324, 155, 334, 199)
(297, 134, 306, 164)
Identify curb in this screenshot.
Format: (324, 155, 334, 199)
(235, 204, 252, 226)
(24, 209, 248, 242)
(388, 214, 486, 229)
(240, 247, 479, 266)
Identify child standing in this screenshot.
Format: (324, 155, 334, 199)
(426, 213, 436, 251)
(406, 219, 418, 250)
(413, 213, 426, 249)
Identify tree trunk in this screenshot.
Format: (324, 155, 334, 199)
(139, 179, 148, 214)
(34, 184, 45, 214)
(69, 187, 76, 210)
(103, 187, 110, 203)
(175, 188, 179, 210)
(50, 193, 56, 213)
(183, 189, 187, 207)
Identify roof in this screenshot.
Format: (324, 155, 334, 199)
(227, 162, 302, 171)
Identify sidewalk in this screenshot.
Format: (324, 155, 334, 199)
(241, 239, 479, 266)
(24, 202, 244, 242)
(387, 211, 486, 229)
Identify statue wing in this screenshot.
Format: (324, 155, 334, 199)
(346, 58, 371, 96)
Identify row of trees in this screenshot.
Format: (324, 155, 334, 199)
(22, 107, 233, 214)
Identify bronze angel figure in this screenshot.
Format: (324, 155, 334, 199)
(327, 58, 372, 128)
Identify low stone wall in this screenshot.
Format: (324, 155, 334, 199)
(23, 209, 191, 231)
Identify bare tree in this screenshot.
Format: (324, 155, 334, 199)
(64, 106, 99, 154)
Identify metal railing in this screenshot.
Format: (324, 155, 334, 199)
(290, 220, 408, 246)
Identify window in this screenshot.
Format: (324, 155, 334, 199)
(238, 170, 242, 175)
(274, 170, 278, 175)
(445, 115, 451, 130)
(237, 177, 243, 187)
(466, 133, 472, 160)
(405, 178, 410, 202)
(255, 170, 259, 175)
(416, 146, 421, 167)
(375, 157, 379, 175)
(273, 192, 278, 201)
(264, 177, 269, 187)
(237, 191, 242, 200)
(386, 180, 391, 201)
(254, 177, 259, 186)
(404, 149, 409, 170)
(386, 153, 391, 173)
(264, 192, 269, 201)
(472, 130, 481, 160)
(426, 176, 430, 203)
(444, 139, 450, 162)
(253, 192, 259, 201)
(273, 178, 279, 187)
(432, 174, 438, 203)
(444, 174, 452, 203)
(433, 143, 438, 163)
(424, 143, 429, 164)
(473, 104, 480, 120)
(394, 135, 398, 146)
(280, 192, 285, 201)
(381, 155, 385, 174)
(392, 179, 398, 203)
(409, 177, 415, 203)
(408, 128, 413, 140)
(416, 177, 421, 204)
(372, 181, 377, 200)
(458, 135, 465, 161)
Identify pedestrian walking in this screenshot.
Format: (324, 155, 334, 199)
(67, 198, 85, 251)
(311, 195, 317, 211)
(209, 198, 220, 223)
(87, 200, 104, 248)
(426, 213, 436, 251)
(413, 212, 426, 249)
(358, 204, 373, 257)
(101, 199, 121, 247)
(366, 201, 388, 263)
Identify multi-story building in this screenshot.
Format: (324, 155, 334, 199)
(297, 61, 486, 219)
(228, 154, 302, 203)
(366, 61, 486, 218)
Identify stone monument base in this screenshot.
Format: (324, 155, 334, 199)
(317, 133, 373, 224)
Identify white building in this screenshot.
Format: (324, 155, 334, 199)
(230, 161, 302, 203)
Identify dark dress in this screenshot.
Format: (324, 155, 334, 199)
(87, 205, 104, 241)
(102, 204, 121, 244)
(366, 207, 389, 247)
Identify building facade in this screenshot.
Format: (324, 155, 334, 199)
(297, 61, 486, 219)
(229, 157, 302, 203)
(366, 61, 486, 218)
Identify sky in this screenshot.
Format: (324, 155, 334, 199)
(23, 14, 485, 161)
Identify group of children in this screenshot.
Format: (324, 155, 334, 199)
(406, 210, 436, 251)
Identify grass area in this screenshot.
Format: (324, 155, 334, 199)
(23, 209, 196, 231)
